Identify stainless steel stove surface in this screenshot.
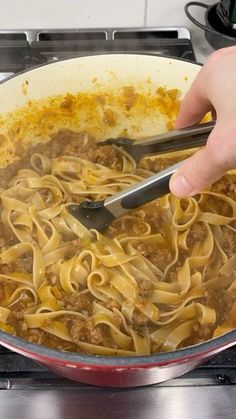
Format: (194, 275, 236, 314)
(0, 27, 235, 419)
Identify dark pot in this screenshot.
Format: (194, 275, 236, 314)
(185, 1, 236, 50)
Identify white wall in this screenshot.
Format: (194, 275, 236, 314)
(0, 0, 216, 29)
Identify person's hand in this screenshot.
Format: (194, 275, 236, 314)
(169, 46, 236, 198)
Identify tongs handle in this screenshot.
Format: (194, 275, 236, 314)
(69, 159, 184, 231)
(107, 120, 215, 160)
(104, 161, 183, 218)
(135, 120, 215, 147)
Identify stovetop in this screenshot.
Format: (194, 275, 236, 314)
(0, 344, 236, 419)
(0, 27, 235, 419)
(0, 27, 195, 82)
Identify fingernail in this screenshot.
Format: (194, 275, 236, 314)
(169, 174, 194, 197)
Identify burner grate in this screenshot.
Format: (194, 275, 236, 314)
(0, 27, 195, 82)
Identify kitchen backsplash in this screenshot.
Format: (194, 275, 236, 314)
(146, 0, 216, 27)
(0, 0, 217, 29)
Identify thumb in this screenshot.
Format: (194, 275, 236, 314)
(169, 123, 236, 197)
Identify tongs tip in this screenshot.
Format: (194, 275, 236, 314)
(99, 137, 134, 147)
(68, 200, 115, 232)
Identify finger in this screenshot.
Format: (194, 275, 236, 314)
(169, 122, 236, 197)
(209, 45, 236, 60)
(175, 47, 236, 130)
(175, 71, 212, 129)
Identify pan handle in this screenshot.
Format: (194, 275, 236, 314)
(185, 1, 217, 33)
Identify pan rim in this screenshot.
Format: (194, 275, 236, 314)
(0, 52, 203, 86)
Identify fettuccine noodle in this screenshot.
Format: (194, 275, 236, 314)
(0, 131, 235, 355)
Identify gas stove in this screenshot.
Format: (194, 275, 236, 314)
(0, 27, 235, 419)
(0, 27, 195, 82)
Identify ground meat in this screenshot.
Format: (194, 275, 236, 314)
(0, 225, 17, 250)
(39, 188, 53, 205)
(212, 177, 230, 195)
(176, 250, 188, 267)
(14, 253, 33, 274)
(212, 175, 236, 200)
(61, 193, 71, 204)
(151, 343, 162, 353)
(0, 130, 125, 189)
(193, 323, 211, 339)
(0, 132, 75, 189)
(15, 319, 78, 351)
(132, 309, 149, 326)
(222, 226, 236, 258)
(206, 194, 232, 217)
(230, 220, 236, 230)
(0, 262, 15, 274)
(184, 324, 214, 347)
(70, 238, 83, 253)
(60, 93, 76, 110)
(122, 86, 137, 110)
(46, 272, 59, 286)
(105, 299, 120, 311)
(27, 329, 44, 344)
(69, 318, 87, 343)
(0, 158, 29, 189)
(113, 312, 122, 328)
(167, 269, 178, 282)
(110, 217, 151, 237)
(60, 134, 95, 158)
(187, 222, 207, 246)
(206, 288, 232, 324)
(10, 310, 24, 321)
(198, 325, 212, 339)
(89, 145, 122, 170)
(49, 131, 91, 158)
(26, 328, 77, 351)
(70, 194, 84, 204)
(140, 203, 164, 233)
(70, 317, 104, 345)
(52, 133, 122, 170)
(62, 292, 93, 314)
(0, 238, 7, 253)
(0, 130, 118, 190)
(136, 277, 154, 297)
(86, 318, 104, 345)
(20, 321, 28, 332)
(136, 243, 172, 271)
(143, 214, 164, 233)
(140, 154, 189, 173)
(103, 108, 116, 126)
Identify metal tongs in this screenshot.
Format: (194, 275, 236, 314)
(99, 120, 215, 161)
(68, 121, 214, 231)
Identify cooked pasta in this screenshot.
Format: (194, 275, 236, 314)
(0, 131, 235, 356)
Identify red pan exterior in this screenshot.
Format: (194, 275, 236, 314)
(1, 331, 236, 387)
